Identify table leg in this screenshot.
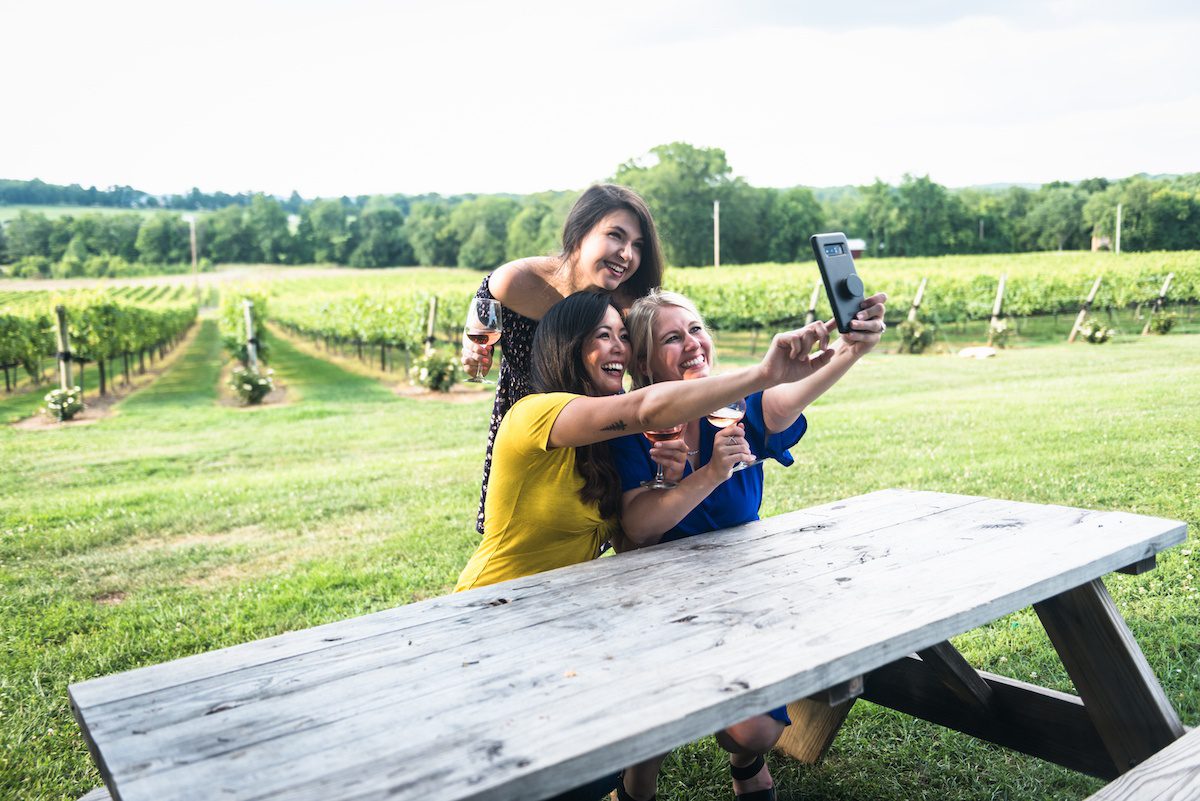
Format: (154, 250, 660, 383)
(1034, 578, 1185, 773)
(863, 649, 1118, 778)
(775, 697, 856, 764)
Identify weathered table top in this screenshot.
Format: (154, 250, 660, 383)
(70, 489, 1187, 801)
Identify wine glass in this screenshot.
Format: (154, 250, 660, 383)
(464, 299, 503, 384)
(641, 424, 684, 489)
(706, 398, 762, 472)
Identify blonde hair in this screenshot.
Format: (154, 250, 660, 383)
(625, 288, 712, 389)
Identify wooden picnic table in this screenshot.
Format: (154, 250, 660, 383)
(70, 489, 1189, 801)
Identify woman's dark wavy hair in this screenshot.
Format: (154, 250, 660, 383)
(530, 291, 624, 519)
(561, 184, 664, 303)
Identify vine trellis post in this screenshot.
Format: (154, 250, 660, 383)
(804, 281, 821, 326)
(243, 300, 259, 370)
(54, 305, 73, 391)
(907, 278, 928, 323)
(1068, 276, 1103, 344)
(988, 274, 1007, 346)
(424, 297, 438, 357)
(1141, 273, 1174, 336)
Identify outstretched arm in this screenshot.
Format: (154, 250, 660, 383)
(548, 325, 835, 449)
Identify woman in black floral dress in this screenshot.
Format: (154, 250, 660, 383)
(464, 184, 664, 534)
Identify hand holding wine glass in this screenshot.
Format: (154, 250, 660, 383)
(647, 438, 689, 484)
(707, 398, 761, 473)
(464, 299, 502, 384)
(641, 424, 684, 489)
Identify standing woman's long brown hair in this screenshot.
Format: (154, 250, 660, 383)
(471, 184, 664, 534)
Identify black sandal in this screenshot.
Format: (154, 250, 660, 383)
(730, 754, 776, 801)
(615, 772, 655, 801)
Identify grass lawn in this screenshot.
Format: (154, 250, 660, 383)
(1, 321, 1197, 801)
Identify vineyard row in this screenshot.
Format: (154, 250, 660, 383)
(1, 296, 198, 394)
(264, 256, 1199, 353)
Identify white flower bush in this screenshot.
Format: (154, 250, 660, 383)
(43, 386, 84, 422)
(230, 366, 274, 404)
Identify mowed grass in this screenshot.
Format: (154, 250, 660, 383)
(1, 322, 1197, 800)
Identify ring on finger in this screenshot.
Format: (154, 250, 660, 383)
(727, 437, 736, 445)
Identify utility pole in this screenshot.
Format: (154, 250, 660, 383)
(183, 214, 199, 299)
(713, 200, 720, 268)
(1115, 203, 1122, 255)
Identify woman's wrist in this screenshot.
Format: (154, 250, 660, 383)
(696, 461, 728, 490)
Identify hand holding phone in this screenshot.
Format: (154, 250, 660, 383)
(810, 232, 865, 334)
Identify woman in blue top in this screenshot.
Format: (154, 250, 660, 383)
(608, 288, 886, 801)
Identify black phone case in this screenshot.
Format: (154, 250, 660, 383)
(811, 232, 864, 334)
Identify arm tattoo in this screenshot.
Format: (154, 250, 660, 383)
(601, 420, 628, 432)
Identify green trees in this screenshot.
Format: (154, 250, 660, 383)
(614, 142, 733, 266)
(5, 211, 58, 261)
(505, 201, 562, 261)
(403, 202, 458, 267)
(764, 186, 824, 263)
(246, 195, 292, 264)
(203, 206, 256, 264)
(1084, 176, 1200, 251)
(449, 196, 519, 268)
(1143, 186, 1200, 250)
(100, 214, 143, 262)
(855, 180, 898, 256)
(1025, 185, 1090, 251)
(4, 155, 1200, 278)
(887, 175, 970, 257)
(135, 213, 189, 265)
(298, 199, 352, 265)
(349, 206, 413, 267)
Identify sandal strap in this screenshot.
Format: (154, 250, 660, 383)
(615, 776, 654, 801)
(735, 790, 776, 801)
(729, 754, 765, 781)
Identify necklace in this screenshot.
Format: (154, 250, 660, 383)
(687, 449, 699, 456)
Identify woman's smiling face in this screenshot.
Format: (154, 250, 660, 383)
(646, 304, 714, 382)
(573, 209, 643, 293)
(581, 305, 629, 395)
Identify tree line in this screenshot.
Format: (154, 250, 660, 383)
(3, 143, 1199, 278)
(0, 178, 306, 213)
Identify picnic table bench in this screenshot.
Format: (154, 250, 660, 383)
(70, 489, 1190, 801)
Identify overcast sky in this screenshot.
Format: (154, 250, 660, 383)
(3, 0, 1197, 198)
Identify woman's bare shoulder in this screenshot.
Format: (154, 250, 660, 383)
(490, 256, 562, 317)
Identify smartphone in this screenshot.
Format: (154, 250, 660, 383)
(811, 232, 865, 334)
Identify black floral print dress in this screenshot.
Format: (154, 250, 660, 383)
(475, 274, 539, 534)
